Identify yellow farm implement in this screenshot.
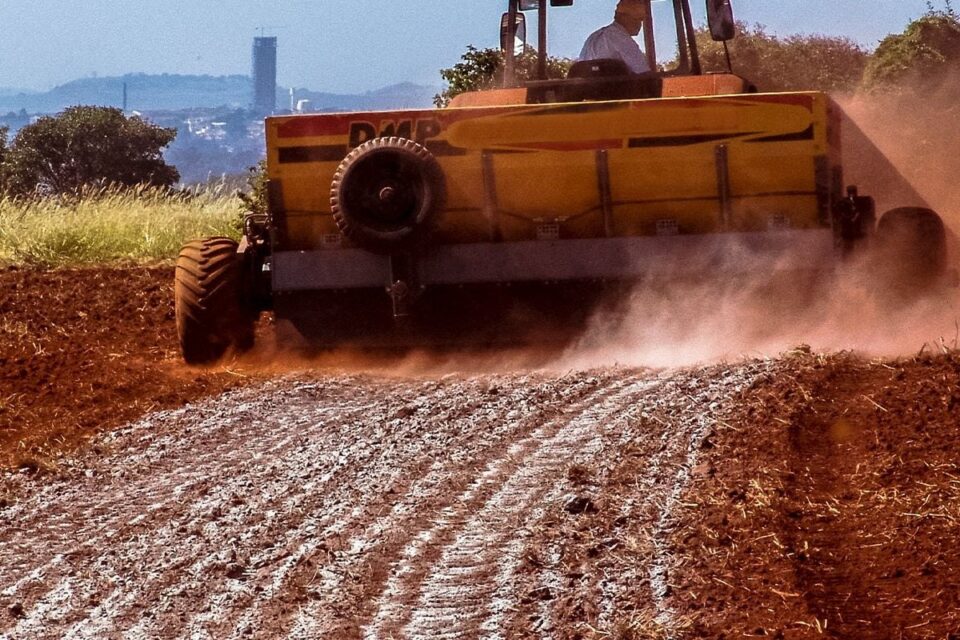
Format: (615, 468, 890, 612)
(175, 0, 950, 363)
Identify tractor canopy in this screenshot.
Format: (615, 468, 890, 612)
(500, 0, 737, 87)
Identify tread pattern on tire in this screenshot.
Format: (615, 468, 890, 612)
(330, 136, 446, 254)
(175, 237, 254, 365)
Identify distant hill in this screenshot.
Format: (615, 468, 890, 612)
(290, 82, 440, 112)
(0, 74, 441, 114)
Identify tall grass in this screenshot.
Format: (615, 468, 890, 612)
(0, 184, 241, 267)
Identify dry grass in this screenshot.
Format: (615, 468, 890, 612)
(0, 184, 240, 267)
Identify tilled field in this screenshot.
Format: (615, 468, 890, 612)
(0, 266, 246, 469)
(1, 267, 959, 639)
(0, 366, 745, 638)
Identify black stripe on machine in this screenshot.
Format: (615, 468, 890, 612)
(278, 145, 348, 164)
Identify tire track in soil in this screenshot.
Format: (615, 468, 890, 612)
(86, 376, 479, 640)
(647, 375, 747, 636)
(614, 367, 767, 637)
(403, 378, 660, 639)
(781, 367, 900, 638)
(280, 374, 613, 640)
(0, 378, 377, 639)
(88, 387, 388, 640)
(0, 364, 765, 639)
(211, 372, 590, 640)
(173, 377, 481, 640)
(0, 369, 620, 639)
(1, 400, 335, 635)
(355, 375, 655, 640)
(498, 364, 768, 639)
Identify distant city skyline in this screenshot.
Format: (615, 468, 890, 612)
(0, 1, 942, 94)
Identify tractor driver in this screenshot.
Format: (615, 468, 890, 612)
(579, 0, 651, 74)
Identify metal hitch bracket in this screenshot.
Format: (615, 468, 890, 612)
(387, 254, 422, 318)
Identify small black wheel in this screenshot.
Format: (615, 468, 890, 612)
(330, 137, 446, 254)
(175, 237, 255, 365)
(874, 207, 947, 295)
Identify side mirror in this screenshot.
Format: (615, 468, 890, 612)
(706, 0, 736, 41)
(500, 12, 527, 56)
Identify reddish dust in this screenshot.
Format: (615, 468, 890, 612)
(562, 89, 960, 369)
(237, 275, 960, 375)
(840, 89, 960, 227)
(561, 266, 960, 369)
(233, 326, 568, 378)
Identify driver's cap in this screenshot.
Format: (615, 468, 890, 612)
(616, 0, 648, 17)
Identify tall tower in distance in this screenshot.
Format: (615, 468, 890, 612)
(252, 36, 277, 115)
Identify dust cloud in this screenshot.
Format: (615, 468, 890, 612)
(239, 264, 960, 376)
(233, 279, 960, 377)
(233, 327, 565, 377)
(840, 90, 960, 226)
(565, 87, 960, 368)
(560, 265, 960, 369)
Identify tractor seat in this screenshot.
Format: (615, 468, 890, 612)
(526, 58, 662, 104)
(567, 58, 632, 79)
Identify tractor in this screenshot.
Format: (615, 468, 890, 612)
(175, 0, 950, 364)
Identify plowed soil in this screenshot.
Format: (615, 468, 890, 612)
(1, 266, 959, 639)
(0, 266, 249, 470)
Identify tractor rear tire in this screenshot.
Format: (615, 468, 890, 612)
(330, 136, 446, 254)
(874, 207, 947, 296)
(175, 237, 255, 365)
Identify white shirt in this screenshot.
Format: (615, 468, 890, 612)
(578, 22, 651, 74)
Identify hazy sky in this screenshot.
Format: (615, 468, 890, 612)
(0, 1, 940, 93)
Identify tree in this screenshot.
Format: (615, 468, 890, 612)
(848, 3, 960, 213)
(0, 125, 8, 194)
(434, 46, 572, 107)
(861, 4, 960, 93)
(1, 106, 179, 197)
(0, 125, 8, 169)
(238, 159, 269, 220)
(696, 22, 868, 94)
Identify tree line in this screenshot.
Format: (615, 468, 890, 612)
(437, 4, 960, 102)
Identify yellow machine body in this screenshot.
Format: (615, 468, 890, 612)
(266, 82, 840, 252)
(173, 0, 947, 360)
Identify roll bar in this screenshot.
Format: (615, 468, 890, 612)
(505, 1, 518, 85)
(502, 0, 726, 87)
